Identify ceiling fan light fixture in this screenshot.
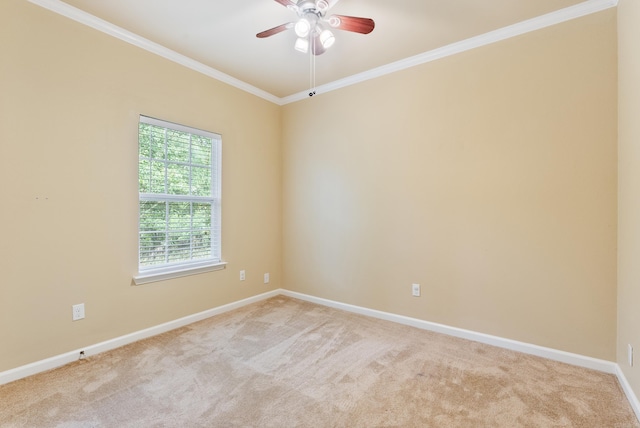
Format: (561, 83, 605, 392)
(294, 37, 309, 53)
(319, 29, 335, 48)
(316, 0, 329, 12)
(294, 18, 311, 37)
(328, 15, 341, 28)
(257, 0, 375, 57)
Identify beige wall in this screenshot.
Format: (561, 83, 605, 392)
(283, 10, 618, 360)
(0, 1, 282, 372)
(0, 0, 622, 374)
(618, 0, 640, 398)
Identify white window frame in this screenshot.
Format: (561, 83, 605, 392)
(133, 116, 225, 285)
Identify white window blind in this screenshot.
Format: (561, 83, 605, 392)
(137, 116, 222, 277)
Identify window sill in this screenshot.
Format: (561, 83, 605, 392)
(133, 261, 227, 285)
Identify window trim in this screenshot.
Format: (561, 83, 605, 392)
(133, 261, 227, 285)
(134, 115, 224, 285)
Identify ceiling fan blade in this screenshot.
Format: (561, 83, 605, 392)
(256, 22, 293, 38)
(311, 35, 326, 56)
(328, 15, 375, 34)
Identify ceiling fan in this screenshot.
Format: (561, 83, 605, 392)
(256, 0, 375, 55)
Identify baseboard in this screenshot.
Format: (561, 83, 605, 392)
(3, 286, 639, 423)
(280, 289, 618, 374)
(616, 365, 640, 421)
(0, 290, 280, 386)
(283, 289, 640, 421)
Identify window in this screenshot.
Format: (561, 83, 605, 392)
(134, 116, 223, 284)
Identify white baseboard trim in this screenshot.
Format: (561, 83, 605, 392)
(2, 286, 639, 423)
(616, 364, 640, 421)
(281, 290, 640, 421)
(280, 290, 618, 373)
(0, 290, 280, 386)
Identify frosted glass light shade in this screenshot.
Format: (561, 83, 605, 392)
(294, 37, 309, 53)
(294, 19, 311, 38)
(320, 29, 335, 48)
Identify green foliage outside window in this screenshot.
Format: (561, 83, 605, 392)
(138, 122, 216, 268)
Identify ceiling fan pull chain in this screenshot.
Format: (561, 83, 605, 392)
(309, 41, 312, 95)
(309, 38, 316, 97)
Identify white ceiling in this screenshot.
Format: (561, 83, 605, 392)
(44, 0, 607, 100)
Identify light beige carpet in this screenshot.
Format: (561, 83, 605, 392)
(1, 296, 638, 427)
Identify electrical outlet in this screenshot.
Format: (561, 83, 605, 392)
(629, 344, 634, 367)
(412, 283, 421, 297)
(240, 270, 246, 281)
(72, 303, 85, 321)
(264, 273, 270, 284)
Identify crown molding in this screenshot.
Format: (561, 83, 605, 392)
(27, 0, 282, 105)
(29, 0, 617, 106)
(280, 0, 618, 104)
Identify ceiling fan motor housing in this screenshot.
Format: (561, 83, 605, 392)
(298, 1, 325, 16)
